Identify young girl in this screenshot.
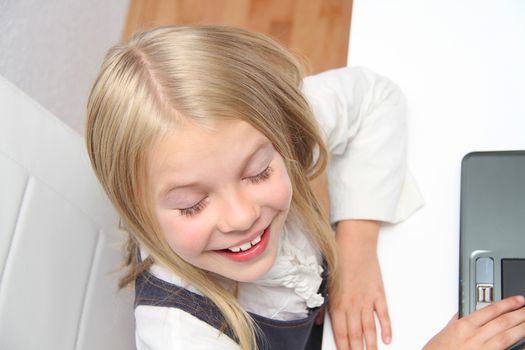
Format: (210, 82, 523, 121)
(85, 25, 525, 350)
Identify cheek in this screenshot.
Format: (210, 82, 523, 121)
(267, 165, 293, 210)
(156, 211, 211, 258)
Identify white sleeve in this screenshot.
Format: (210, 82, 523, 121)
(302, 67, 423, 224)
(135, 305, 240, 350)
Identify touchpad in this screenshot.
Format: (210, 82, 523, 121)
(502, 259, 525, 298)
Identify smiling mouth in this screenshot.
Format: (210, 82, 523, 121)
(224, 232, 263, 252)
(217, 226, 271, 262)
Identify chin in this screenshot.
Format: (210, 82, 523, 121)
(235, 260, 275, 282)
(223, 251, 278, 283)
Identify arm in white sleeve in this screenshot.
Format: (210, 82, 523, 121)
(303, 67, 423, 224)
(135, 305, 240, 350)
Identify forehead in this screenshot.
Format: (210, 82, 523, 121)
(148, 119, 270, 188)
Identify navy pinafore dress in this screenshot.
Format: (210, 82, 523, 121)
(134, 264, 328, 350)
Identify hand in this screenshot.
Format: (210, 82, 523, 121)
(329, 220, 391, 350)
(424, 296, 525, 350)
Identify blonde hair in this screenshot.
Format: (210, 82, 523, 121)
(86, 25, 338, 349)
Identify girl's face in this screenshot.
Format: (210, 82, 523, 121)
(149, 119, 292, 282)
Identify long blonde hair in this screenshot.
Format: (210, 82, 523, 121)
(86, 25, 338, 349)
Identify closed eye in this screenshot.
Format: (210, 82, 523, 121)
(179, 198, 208, 217)
(178, 166, 272, 216)
(247, 166, 273, 184)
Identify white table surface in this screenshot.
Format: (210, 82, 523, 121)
(322, 0, 525, 349)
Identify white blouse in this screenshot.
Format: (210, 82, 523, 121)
(135, 67, 424, 350)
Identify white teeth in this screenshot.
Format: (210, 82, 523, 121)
(250, 235, 261, 245)
(239, 242, 252, 251)
(227, 232, 263, 252)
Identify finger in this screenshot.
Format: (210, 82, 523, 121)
(348, 311, 364, 350)
(331, 310, 350, 350)
(484, 316, 525, 350)
(465, 295, 525, 327)
(477, 303, 525, 344)
(447, 313, 459, 326)
(362, 309, 378, 350)
(375, 297, 392, 344)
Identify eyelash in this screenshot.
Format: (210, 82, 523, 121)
(179, 198, 208, 217)
(178, 166, 273, 217)
(247, 165, 273, 184)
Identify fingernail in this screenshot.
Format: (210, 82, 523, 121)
(517, 295, 525, 303)
(385, 335, 391, 344)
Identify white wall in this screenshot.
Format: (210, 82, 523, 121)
(344, 1, 525, 349)
(0, 0, 129, 134)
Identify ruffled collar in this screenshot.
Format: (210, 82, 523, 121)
(249, 218, 325, 309)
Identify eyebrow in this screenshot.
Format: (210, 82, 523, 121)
(158, 140, 273, 197)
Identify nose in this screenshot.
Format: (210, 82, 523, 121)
(216, 187, 260, 233)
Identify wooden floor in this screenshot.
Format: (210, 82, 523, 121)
(123, 0, 353, 74)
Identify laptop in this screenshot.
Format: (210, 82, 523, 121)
(459, 151, 525, 349)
